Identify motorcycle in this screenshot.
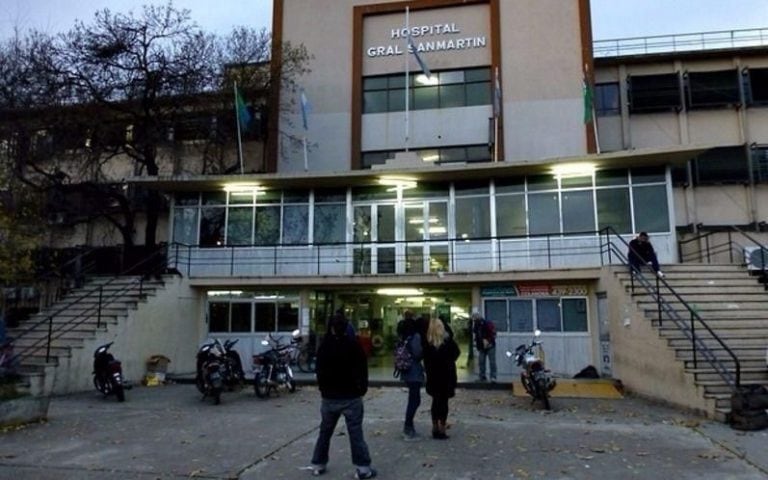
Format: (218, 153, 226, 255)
(93, 342, 125, 402)
(252, 330, 299, 398)
(196, 339, 226, 404)
(221, 338, 246, 390)
(506, 330, 556, 410)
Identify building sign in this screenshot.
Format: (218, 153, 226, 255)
(480, 285, 517, 297)
(367, 22, 487, 58)
(482, 283, 589, 297)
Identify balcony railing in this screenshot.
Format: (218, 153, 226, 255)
(594, 28, 768, 58)
(167, 230, 674, 278)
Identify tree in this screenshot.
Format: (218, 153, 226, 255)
(0, 2, 311, 249)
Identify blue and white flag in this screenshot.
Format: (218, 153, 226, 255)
(300, 89, 311, 130)
(493, 67, 502, 117)
(407, 35, 431, 79)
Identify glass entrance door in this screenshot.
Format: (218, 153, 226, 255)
(402, 200, 449, 273)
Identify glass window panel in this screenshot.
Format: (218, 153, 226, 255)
(377, 247, 396, 274)
(354, 248, 371, 274)
(364, 76, 388, 90)
(254, 303, 276, 332)
(406, 246, 424, 273)
(202, 191, 226, 205)
(466, 145, 491, 162)
(595, 83, 620, 116)
(283, 190, 309, 203)
(428, 202, 448, 240)
(466, 82, 491, 106)
(352, 186, 396, 201)
(254, 206, 280, 245)
(528, 193, 559, 235)
(465, 67, 491, 82)
(175, 192, 199, 206)
(633, 185, 670, 233)
(496, 195, 527, 237)
(429, 245, 449, 272)
(484, 299, 508, 332)
(277, 302, 299, 331)
(208, 302, 229, 332)
(227, 207, 253, 245)
(389, 75, 406, 88)
(283, 205, 308, 244)
(404, 202, 424, 241)
(228, 191, 254, 204)
(455, 197, 490, 239)
(454, 180, 489, 196)
(440, 147, 467, 163)
(377, 205, 395, 242)
(536, 299, 561, 332)
(631, 167, 665, 184)
(257, 190, 281, 204)
(561, 190, 595, 234)
(597, 188, 632, 234)
(560, 175, 593, 188)
(440, 70, 464, 84)
(441, 84, 465, 108)
(314, 204, 346, 244)
(596, 169, 628, 186)
(361, 151, 390, 169)
(200, 207, 226, 247)
(364, 91, 388, 114)
(509, 300, 534, 332)
(230, 303, 252, 332)
(562, 298, 588, 332)
(403, 181, 448, 199)
(527, 175, 557, 191)
(314, 188, 347, 203)
(354, 206, 372, 243)
(417, 149, 441, 164)
(496, 177, 525, 194)
(172, 207, 198, 244)
(413, 86, 439, 109)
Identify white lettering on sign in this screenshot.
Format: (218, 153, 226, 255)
(390, 23, 461, 38)
(366, 21, 487, 58)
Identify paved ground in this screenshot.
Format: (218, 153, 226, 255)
(0, 383, 766, 480)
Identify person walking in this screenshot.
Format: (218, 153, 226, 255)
(472, 312, 497, 382)
(423, 315, 460, 440)
(627, 231, 664, 277)
(396, 310, 425, 440)
(310, 314, 377, 479)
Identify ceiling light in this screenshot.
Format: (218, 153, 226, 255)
(223, 183, 261, 193)
(550, 163, 595, 178)
(377, 287, 423, 296)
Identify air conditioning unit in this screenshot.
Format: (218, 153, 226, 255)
(744, 246, 768, 271)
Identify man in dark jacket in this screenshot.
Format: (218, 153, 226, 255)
(310, 314, 376, 479)
(628, 231, 664, 277)
(472, 312, 497, 382)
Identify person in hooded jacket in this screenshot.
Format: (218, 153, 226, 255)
(310, 314, 376, 479)
(423, 315, 461, 439)
(395, 310, 425, 440)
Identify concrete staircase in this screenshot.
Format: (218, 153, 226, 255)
(7, 275, 167, 395)
(617, 263, 768, 419)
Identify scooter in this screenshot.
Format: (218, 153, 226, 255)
(506, 330, 556, 410)
(196, 340, 225, 404)
(93, 342, 125, 402)
(252, 331, 298, 399)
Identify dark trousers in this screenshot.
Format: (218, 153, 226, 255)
(311, 397, 371, 467)
(404, 381, 422, 430)
(430, 394, 449, 423)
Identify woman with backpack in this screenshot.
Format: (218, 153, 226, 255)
(423, 315, 460, 439)
(395, 310, 425, 440)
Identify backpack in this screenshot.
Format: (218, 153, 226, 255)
(392, 336, 413, 378)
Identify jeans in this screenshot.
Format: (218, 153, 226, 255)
(478, 346, 497, 380)
(404, 381, 422, 431)
(311, 397, 371, 468)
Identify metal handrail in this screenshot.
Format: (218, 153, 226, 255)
(599, 227, 741, 391)
(678, 225, 768, 282)
(9, 245, 170, 365)
(594, 27, 768, 58)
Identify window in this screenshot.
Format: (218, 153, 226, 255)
(314, 190, 346, 244)
(528, 192, 559, 235)
(536, 299, 561, 332)
(692, 146, 749, 184)
(633, 185, 669, 233)
(226, 207, 253, 245)
(361, 145, 491, 169)
(752, 145, 768, 183)
(495, 194, 526, 237)
(509, 299, 534, 332)
(686, 70, 740, 108)
(362, 67, 491, 113)
(562, 298, 588, 332)
(199, 207, 225, 247)
(483, 297, 587, 333)
(254, 303, 277, 331)
(208, 302, 229, 332)
(561, 190, 595, 234)
(628, 73, 681, 113)
(254, 206, 280, 245)
(172, 207, 198, 245)
(596, 188, 631, 234)
(745, 68, 768, 105)
(455, 184, 490, 239)
(595, 83, 620, 116)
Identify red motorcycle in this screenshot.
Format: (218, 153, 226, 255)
(93, 342, 125, 402)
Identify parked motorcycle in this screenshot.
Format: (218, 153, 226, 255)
(93, 342, 125, 402)
(252, 331, 298, 398)
(506, 330, 556, 410)
(196, 340, 225, 404)
(221, 338, 246, 390)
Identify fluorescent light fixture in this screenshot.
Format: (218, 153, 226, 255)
(378, 177, 417, 191)
(376, 287, 423, 296)
(223, 183, 262, 193)
(415, 74, 438, 86)
(550, 163, 596, 178)
(421, 154, 439, 162)
(207, 290, 244, 296)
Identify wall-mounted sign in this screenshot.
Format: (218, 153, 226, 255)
(366, 22, 487, 58)
(480, 285, 517, 297)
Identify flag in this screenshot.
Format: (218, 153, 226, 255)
(493, 67, 502, 117)
(300, 89, 311, 130)
(235, 86, 253, 131)
(583, 75, 594, 124)
(407, 35, 431, 79)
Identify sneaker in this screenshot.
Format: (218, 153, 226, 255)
(311, 464, 326, 476)
(355, 467, 378, 479)
(402, 429, 418, 441)
(656, 270, 665, 278)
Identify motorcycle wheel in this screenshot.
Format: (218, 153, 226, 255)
(287, 377, 296, 393)
(113, 382, 126, 402)
(535, 378, 551, 410)
(254, 373, 270, 398)
(297, 350, 315, 373)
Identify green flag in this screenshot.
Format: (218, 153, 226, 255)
(235, 86, 253, 131)
(583, 76, 594, 124)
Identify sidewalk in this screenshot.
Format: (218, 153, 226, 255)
(0, 384, 765, 479)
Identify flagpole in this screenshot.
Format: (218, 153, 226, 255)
(233, 81, 245, 174)
(303, 136, 308, 171)
(404, 6, 410, 152)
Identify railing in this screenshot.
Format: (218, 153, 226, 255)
(594, 27, 768, 58)
(600, 227, 741, 391)
(9, 245, 170, 365)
